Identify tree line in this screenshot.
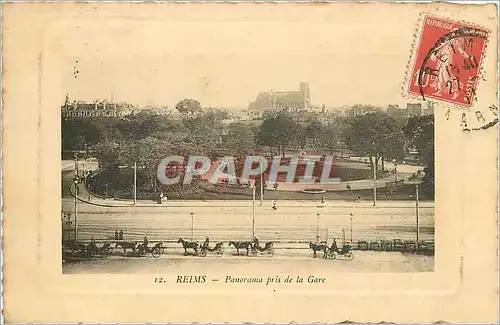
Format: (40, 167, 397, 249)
(62, 101, 434, 198)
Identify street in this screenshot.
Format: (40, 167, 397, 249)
(62, 199, 434, 243)
(63, 250, 433, 274)
(62, 161, 434, 274)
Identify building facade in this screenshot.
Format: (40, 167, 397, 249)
(61, 94, 133, 118)
(386, 103, 433, 119)
(248, 82, 311, 113)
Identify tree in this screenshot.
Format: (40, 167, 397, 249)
(62, 118, 109, 151)
(319, 121, 340, 155)
(205, 108, 230, 120)
(224, 122, 256, 156)
(257, 116, 278, 156)
(119, 111, 169, 141)
(257, 111, 300, 158)
(294, 124, 308, 150)
(182, 112, 223, 158)
(274, 111, 300, 158)
(403, 115, 434, 198)
(175, 98, 202, 115)
(344, 112, 406, 171)
(305, 118, 323, 148)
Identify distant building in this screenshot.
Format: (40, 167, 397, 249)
(386, 102, 433, 120)
(386, 104, 406, 119)
(344, 105, 381, 117)
(407, 103, 423, 116)
(61, 94, 133, 118)
(249, 82, 311, 112)
(425, 102, 435, 115)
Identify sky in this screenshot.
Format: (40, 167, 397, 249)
(57, 7, 430, 110)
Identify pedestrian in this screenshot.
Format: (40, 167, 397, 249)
(321, 195, 326, 204)
(89, 237, 98, 256)
(202, 237, 210, 250)
(119, 229, 124, 240)
(141, 236, 149, 254)
(272, 200, 277, 210)
(114, 230, 119, 240)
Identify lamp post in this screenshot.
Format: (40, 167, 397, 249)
(252, 184, 256, 238)
(415, 184, 420, 241)
(373, 159, 377, 207)
(73, 177, 79, 242)
(74, 152, 79, 177)
(260, 163, 264, 206)
(316, 212, 321, 242)
(350, 213, 353, 243)
(133, 162, 137, 206)
(73, 152, 79, 242)
(190, 212, 194, 241)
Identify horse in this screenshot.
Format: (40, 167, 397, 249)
(309, 242, 328, 258)
(67, 241, 86, 254)
(228, 241, 252, 256)
(99, 242, 113, 256)
(115, 241, 138, 254)
(177, 238, 199, 255)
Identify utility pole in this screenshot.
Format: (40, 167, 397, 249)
(260, 163, 264, 206)
(350, 213, 353, 243)
(75, 152, 79, 176)
(373, 159, 377, 206)
(252, 184, 256, 238)
(416, 184, 420, 241)
(133, 162, 137, 206)
(190, 212, 194, 241)
(74, 179, 78, 242)
(73, 153, 79, 242)
(316, 212, 321, 242)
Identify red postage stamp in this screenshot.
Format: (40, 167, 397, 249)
(407, 15, 490, 108)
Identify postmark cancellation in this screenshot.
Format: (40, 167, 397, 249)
(406, 14, 490, 109)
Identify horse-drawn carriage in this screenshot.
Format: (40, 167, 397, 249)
(115, 241, 162, 258)
(64, 240, 113, 258)
(177, 238, 225, 257)
(228, 238, 274, 257)
(324, 241, 354, 261)
(310, 239, 354, 261)
(250, 238, 274, 257)
(200, 241, 224, 257)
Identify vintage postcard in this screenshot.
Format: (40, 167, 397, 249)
(2, 2, 498, 323)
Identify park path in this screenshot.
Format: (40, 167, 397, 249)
(62, 157, 425, 205)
